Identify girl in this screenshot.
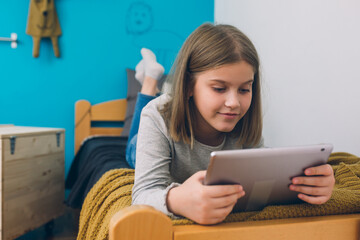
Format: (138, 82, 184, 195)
(129, 23, 335, 225)
(125, 47, 164, 169)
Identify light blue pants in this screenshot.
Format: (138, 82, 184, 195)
(125, 93, 156, 168)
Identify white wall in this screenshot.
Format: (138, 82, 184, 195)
(215, 0, 360, 155)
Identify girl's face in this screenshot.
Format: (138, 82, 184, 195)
(190, 61, 254, 141)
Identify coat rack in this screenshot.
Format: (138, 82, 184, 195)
(0, 33, 18, 48)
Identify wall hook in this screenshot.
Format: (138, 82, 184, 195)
(0, 33, 18, 48)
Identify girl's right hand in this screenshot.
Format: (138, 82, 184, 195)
(166, 170, 245, 225)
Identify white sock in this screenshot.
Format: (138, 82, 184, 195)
(141, 48, 164, 81)
(135, 59, 145, 84)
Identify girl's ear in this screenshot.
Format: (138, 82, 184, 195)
(188, 89, 193, 97)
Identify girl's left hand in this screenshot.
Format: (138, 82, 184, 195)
(289, 164, 335, 205)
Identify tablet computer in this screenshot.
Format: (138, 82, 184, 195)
(204, 144, 333, 212)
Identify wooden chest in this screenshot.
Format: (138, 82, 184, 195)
(0, 125, 65, 240)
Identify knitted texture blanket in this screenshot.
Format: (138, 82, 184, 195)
(77, 152, 360, 240)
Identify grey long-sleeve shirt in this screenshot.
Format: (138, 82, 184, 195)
(131, 94, 261, 215)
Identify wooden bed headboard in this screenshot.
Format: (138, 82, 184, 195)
(74, 99, 127, 154)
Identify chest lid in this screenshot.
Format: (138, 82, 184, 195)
(0, 125, 64, 139)
(0, 125, 65, 156)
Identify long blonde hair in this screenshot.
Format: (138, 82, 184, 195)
(161, 23, 262, 148)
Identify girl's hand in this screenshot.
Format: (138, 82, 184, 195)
(166, 171, 245, 225)
(289, 164, 335, 204)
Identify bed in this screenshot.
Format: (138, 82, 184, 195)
(69, 70, 360, 240)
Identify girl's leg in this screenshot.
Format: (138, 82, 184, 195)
(126, 48, 164, 168)
(127, 79, 158, 142)
(126, 86, 157, 168)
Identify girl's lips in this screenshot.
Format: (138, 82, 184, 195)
(220, 112, 239, 116)
(218, 112, 240, 119)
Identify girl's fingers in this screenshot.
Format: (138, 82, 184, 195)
(289, 185, 330, 196)
(297, 193, 330, 205)
(292, 176, 333, 187)
(304, 164, 333, 176)
(292, 164, 335, 187)
(205, 184, 244, 198)
(193, 171, 243, 197)
(210, 191, 244, 208)
(192, 171, 243, 198)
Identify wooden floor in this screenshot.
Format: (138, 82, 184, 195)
(15, 208, 79, 240)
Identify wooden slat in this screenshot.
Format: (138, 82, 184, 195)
(109, 205, 172, 240)
(75, 99, 127, 154)
(173, 214, 360, 240)
(91, 99, 127, 121)
(4, 192, 64, 240)
(90, 127, 123, 136)
(75, 100, 91, 154)
(3, 153, 64, 201)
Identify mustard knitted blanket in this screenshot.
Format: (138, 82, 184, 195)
(77, 152, 360, 240)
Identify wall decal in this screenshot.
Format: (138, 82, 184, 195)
(126, 1, 184, 69)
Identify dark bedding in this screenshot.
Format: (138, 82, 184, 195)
(65, 136, 131, 208)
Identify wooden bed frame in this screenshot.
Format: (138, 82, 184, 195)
(74, 99, 127, 154)
(75, 99, 360, 240)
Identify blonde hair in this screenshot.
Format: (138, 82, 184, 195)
(161, 23, 262, 148)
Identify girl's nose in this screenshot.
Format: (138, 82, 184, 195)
(224, 92, 240, 109)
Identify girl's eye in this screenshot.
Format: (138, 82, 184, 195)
(213, 87, 226, 93)
(239, 88, 250, 93)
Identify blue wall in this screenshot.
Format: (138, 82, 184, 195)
(0, 0, 214, 178)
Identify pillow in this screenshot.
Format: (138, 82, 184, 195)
(121, 69, 167, 136)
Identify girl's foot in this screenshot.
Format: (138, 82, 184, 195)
(141, 48, 164, 81)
